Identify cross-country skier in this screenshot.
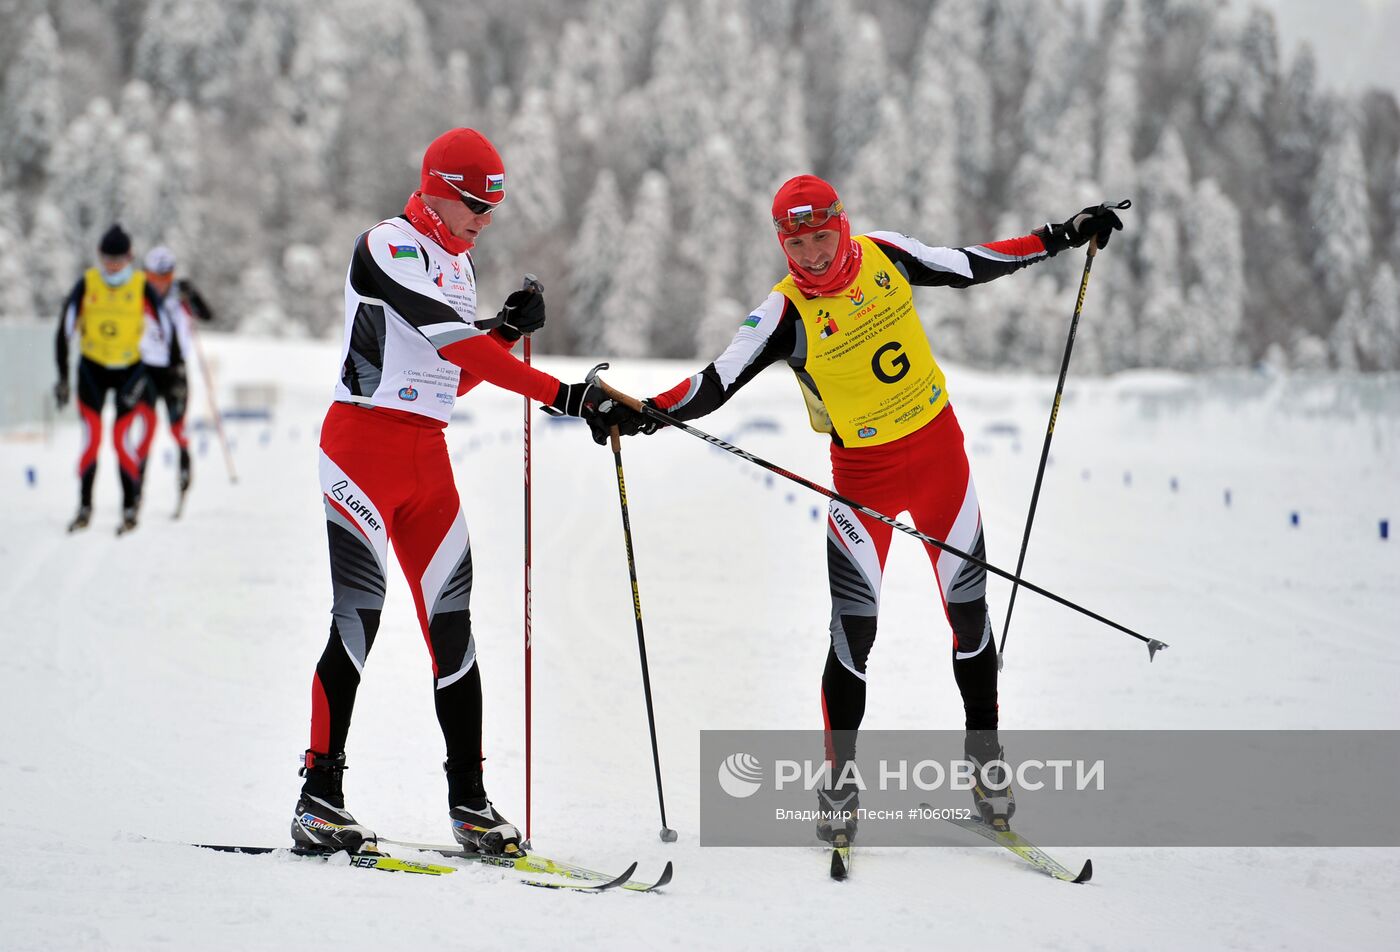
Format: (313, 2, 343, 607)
(605, 175, 1123, 842)
(137, 246, 196, 500)
(53, 224, 161, 535)
(292, 128, 625, 856)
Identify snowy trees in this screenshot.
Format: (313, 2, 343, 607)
(598, 172, 670, 359)
(0, 0, 1398, 370)
(133, 0, 233, 105)
(568, 170, 624, 354)
(1, 13, 63, 189)
(1309, 119, 1374, 305)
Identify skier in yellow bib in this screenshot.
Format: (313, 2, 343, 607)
(53, 225, 163, 534)
(610, 174, 1123, 841)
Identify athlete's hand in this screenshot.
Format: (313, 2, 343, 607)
(54, 379, 70, 409)
(1035, 203, 1125, 255)
(496, 286, 546, 342)
(614, 401, 663, 438)
(550, 380, 606, 418)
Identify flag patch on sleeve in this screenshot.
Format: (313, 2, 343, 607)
(388, 243, 419, 259)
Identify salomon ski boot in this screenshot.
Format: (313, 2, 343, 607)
(291, 750, 377, 852)
(445, 761, 524, 856)
(966, 731, 1016, 831)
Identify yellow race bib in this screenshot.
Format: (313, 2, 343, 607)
(777, 237, 949, 446)
(79, 268, 146, 368)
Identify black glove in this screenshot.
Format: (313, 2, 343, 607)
(593, 400, 662, 444)
(550, 380, 606, 418)
(496, 287, 546, 342)
(1035, 203, 1125, 255)
(54, 379, 70, 409)
(179, 279, 214, 322)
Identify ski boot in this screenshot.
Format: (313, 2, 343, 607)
(445, 760, 524, 856)
(116, 506, 139, 536)
(966, 731, 1016, 832)
(67, 505, 92, 533)
(178, 448, 191, 494)
(815, 784, 860, 845)
(291, 750, 377, 853)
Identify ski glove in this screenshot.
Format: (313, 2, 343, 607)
(1035, 204, 1125, 255)
(54, 379, 70, 409)
(495, 287, 547, 342)
(551, 380, 607, 418)
(606, 400, 663, 440)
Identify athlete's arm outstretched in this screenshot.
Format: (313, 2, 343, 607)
(866, 231, 1050, 289)
(651, 292, 799, 422)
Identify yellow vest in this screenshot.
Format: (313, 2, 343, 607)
(79, 268, 146, 368)
(776, 237, 950, 447)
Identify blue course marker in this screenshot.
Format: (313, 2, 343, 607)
(1382, 519, 1390, 541)
(1289, 511, 1300, 527)
(25, 466, 36, 487)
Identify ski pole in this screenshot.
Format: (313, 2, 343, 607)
(187, 320, 237, 484)
(593, 376, 1165, 662)
(520, 273, 541, 845)
(586, 363, 678, 842)
(999, 199, 1131, 669)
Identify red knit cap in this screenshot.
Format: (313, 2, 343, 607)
(420, 128, 505, 206)
(771, 174, 861, 297)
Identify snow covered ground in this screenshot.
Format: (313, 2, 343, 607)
(2, 334, 1398, 950)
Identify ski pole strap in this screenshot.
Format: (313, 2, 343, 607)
(595, 377, 1167, 662)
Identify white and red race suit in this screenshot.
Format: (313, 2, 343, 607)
(309, 194, 564, 771)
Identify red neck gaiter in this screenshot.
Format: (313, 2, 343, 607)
(404, 191, 470, 254)
(773, 175, 863, 298)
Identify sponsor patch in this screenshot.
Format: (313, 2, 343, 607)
(398, 386, 419, 401)
(857, 426, 877, 439)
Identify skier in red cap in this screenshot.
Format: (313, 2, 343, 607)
(291, 128, 626, 857)
(609, 174, 1123, 843)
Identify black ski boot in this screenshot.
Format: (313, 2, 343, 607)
(291, 750, 377, 852)
(67, 505, 92, 533)
(445, 760, 524, 856)
(178, 448, 191, 493)
(966, 731, 1016, 832)
(815, 784, 860, 845)
(116, 506, 139, 536)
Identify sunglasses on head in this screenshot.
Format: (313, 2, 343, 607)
(774, 200, 842, 235)
(430, 170, 500, 215)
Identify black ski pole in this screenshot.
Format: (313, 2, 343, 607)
(999, 199, 1131, 670)
(594, 376, 1165, 662)
(587, 363, 678, 842)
